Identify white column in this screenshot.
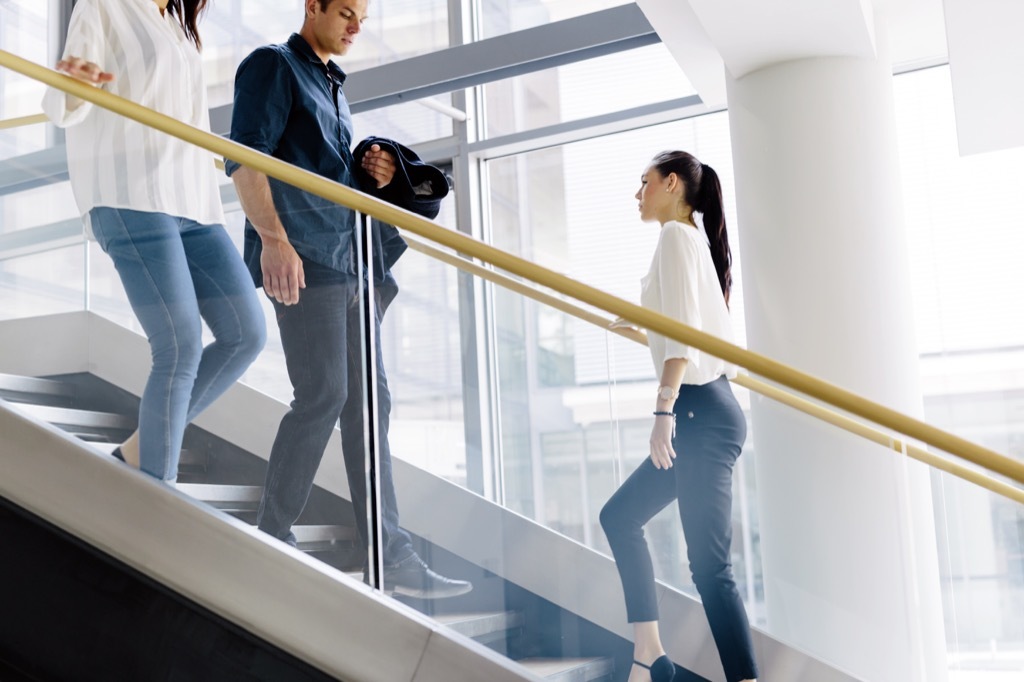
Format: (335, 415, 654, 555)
(726, 35, 948, 682)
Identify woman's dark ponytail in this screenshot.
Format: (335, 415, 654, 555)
(695, 164, 732, 307)
(167, 0, 209, 50)
(651, 151, 733, 307)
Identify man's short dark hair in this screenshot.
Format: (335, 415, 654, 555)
(317, 0, 337, 10)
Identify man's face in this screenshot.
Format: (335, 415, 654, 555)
(307, 0, 368, 58)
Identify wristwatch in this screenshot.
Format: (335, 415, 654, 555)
(657, 385, 678, 401)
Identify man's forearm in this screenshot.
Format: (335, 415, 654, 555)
(231, 166, 290, 246)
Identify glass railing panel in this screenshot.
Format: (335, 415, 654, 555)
(0, 243, 85, 320)
(408, 255, 1024, 681)
(0, 180, 80, 237)
(935, 473, 1024, 679)
(929, 425, 1024, 679)
(379, 243, 468, 488)
(0, 1, 50, 156)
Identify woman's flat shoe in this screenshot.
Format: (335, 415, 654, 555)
(111, 447, 126, 463)
(633, 655, 675, 682)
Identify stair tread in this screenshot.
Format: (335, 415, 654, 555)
(518, 657, 615, 680)
(292, 524, 357, 543)
(88, 442, 204, 465)
(0, 373, 75, 397)
(435, 611, 525, 638)
(177, 483, 263, 502)
(15, 403, 134, 430)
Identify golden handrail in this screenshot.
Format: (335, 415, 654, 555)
(0, 112, 48, 130)
(3, 47, 1022, 490)
(403, 235, 1024, 504)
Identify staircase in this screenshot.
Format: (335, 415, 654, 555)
(0, 371, 618, 682)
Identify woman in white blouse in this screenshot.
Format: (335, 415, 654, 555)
(42, 0, 265, 484)
(600, 151, 758, 682)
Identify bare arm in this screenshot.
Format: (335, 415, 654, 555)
(231, 166, 305, 305)
(650, 357, 688, 469)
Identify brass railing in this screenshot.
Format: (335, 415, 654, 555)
(3, 48, 1022, 498)
(0, 112, 48, 130)
(403, 234, 1024, 505)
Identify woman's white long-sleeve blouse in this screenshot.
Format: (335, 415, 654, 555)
(41, 0, 224, 231)
(640, 220, 737, 385)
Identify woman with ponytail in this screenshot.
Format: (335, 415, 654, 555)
(42, 0, 265, 484)
(600, 151, 758, 682)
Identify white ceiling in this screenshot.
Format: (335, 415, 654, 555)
(637, 0, 949, 105)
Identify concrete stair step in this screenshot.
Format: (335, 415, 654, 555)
(292, 524, 357, 552)
(177, 483, 262, 513)
(88, 442, 207, 475)
(15, 403, 134, 432)
(0, 373, 76, 406)
(518, 657, 615, 682)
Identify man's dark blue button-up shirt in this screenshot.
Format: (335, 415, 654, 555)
(226, 33, 357, 285)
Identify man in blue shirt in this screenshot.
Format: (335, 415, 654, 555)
(227, 0, 471, 599)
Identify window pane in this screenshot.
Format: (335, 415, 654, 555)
(202, 0, 450, 108)
(484, 43, 695, 138)
(352, 99, 453, 147)
(0, 0, 49, 155)
(894, 64, 1024, 675)
(478, 0, 629, 39)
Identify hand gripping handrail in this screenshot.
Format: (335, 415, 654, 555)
(2, 48, 1022, 491)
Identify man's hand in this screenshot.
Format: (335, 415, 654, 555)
(231, 166, 303, 305)
(56, 57, 114, 84)
(261, 238, 305, 306)
(361, 144, 396, 189)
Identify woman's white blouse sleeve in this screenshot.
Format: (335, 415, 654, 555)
(41, 0, 106, 128)
(656, 225, 702, 366)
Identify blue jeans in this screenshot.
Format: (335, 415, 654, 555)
(90, 208, 266, 481)
(257, 280, 415, 565)
(600, 376, 758, 682)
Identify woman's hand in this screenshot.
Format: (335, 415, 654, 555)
(56, 57, 114, 84)
(609, 317, 638, 331)
(649, 414, 676, 469)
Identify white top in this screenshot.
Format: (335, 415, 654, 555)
(41, 0, 224, 233)
(641, 220, 737, 385)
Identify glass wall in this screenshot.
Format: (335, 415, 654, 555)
(483, 114, 761, 617)
(2, 2, 1023, 677)
(893, 65, 1024, 678)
